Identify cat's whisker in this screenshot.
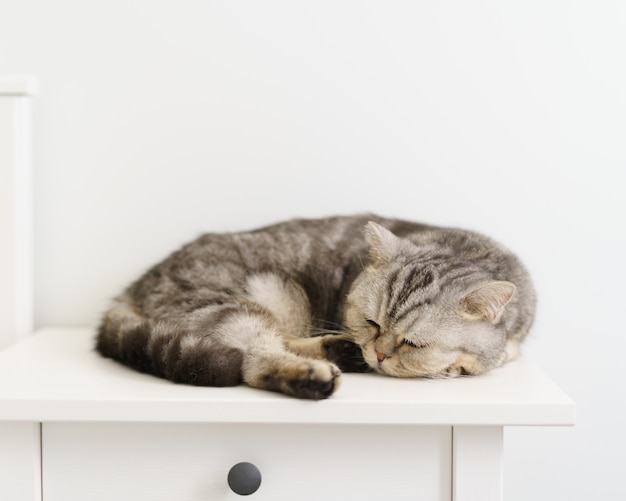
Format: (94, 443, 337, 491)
(312, 318, 350, 331)
(310, 329, 352, 338)
(357, 255, 366, 271)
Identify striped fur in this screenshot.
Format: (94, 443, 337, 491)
(96, 215, 535, 398)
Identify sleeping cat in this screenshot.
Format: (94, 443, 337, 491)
(96, 215, 535, 399)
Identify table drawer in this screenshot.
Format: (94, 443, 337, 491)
(42, 422, 451, 500)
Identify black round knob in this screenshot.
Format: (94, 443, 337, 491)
(227, 462, 262, 496)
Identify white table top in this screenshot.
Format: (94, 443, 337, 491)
(0, 328, 575, 426)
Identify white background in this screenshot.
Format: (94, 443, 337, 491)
(2, 1, 625, 499)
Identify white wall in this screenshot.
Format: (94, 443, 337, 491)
(2, 1, 625, 499)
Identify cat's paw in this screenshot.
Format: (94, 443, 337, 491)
(323, 336, 371, 373)
(280, 360, 341, 400)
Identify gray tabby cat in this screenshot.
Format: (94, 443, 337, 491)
(96, 215, 535, 399)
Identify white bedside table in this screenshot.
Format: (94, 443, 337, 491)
(0, 328, 574, 501)
(0, 76, 576, 500)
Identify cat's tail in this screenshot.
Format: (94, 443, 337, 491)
(95, 295, 243, 386)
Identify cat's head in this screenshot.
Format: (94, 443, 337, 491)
(344, 222, 519, 378)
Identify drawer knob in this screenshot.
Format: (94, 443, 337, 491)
(227, 462, 262, 495)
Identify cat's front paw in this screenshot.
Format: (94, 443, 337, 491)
(280, 360, 341, 400)
(323, 336, 371, 373)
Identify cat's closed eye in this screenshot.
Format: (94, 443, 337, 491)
(366, 319, 380, 330)
(403, 339, 427, 349)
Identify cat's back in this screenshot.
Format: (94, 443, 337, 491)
(178, 214, 429, 270)
(127, 215, 384, 303)
(126, 215, 430, 314)
(192, 214, 373, 269)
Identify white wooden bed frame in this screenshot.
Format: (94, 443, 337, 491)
(0, 77, 574, 501)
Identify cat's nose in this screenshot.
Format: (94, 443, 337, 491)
(375, 350, 387, 362)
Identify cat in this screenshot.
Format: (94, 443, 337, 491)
(96, 214, 536, 399)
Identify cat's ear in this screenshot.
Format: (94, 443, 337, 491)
(461, 281, 516, 324)
(364, 222, 404, 266)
